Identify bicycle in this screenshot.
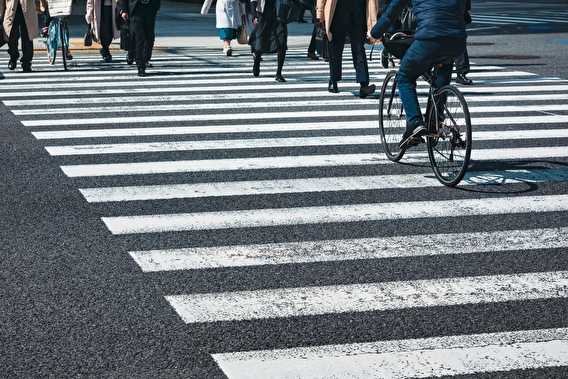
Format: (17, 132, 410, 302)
(378, 32, 472, 187)
(43, 0, 73, 70)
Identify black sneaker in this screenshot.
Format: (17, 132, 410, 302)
(399, 124, 427, 150)
(456, 73, 473, 85)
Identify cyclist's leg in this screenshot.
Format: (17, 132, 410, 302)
(395, 40, 436, 147)
(434, 38, 466, 90)
(433, 38, 467, 122)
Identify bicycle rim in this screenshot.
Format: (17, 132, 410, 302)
(46, 22, 57, 64)
(427, 85, 472, 187)
(378, 71, 405, 162)
(60, 23, 68, 70)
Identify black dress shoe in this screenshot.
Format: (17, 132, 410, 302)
(328, 81, 338, 93)
(8, 60, 16, 70)
(275, 74, 286, 82)
(137, 68, 146, 77)
(126, 56, 134, 65)
(456, 73, 473, 85)
(146, 62, 153, 68)
(22, 65, 32, 73)
(359, 83, 376, 98)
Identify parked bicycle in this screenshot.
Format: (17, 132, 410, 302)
(42, 0, 73, 70)
(378, 32, 472, 187)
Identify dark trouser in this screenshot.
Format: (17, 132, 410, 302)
(8, 4, 33, 68)
(328, 13, 369, 84)
(396, 37, 466, 128)
(100, 5, 113, 53)
(130, 2, 157, 69)
(455, 48, 470, 75)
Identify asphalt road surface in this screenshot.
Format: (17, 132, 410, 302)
(1, 1, 568, 378)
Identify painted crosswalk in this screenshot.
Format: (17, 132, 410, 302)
(1, 47, 567, 378)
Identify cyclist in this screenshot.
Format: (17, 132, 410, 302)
(368, 0, 467, 150)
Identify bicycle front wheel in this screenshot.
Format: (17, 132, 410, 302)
(427, 85, 472, 187)
(378, 71, 405, 162)
(46, 22, 57, 64)
(60, 21, 68, 70)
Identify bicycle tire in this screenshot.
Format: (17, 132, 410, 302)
(60, 21, 68, 70)
(46, 21, 57, 64)
(378, 71, 405, 162)
(426, 85, 472, 187)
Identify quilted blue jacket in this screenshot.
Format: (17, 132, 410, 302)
(370, 0, 467, 40)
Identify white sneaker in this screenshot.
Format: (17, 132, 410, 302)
(223, 46, 233, 56)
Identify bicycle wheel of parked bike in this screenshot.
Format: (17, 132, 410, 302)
(60, 20, 68, 70)
(427, 85, 472, 187)
(46, 22, 57, 64)
(378, 71, 406, 162)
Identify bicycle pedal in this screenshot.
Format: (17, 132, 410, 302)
(408, 136, 425, 147)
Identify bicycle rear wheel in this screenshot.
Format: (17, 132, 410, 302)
(46, 22, 57, 64)
(427, 85, 472, 187)
(60, 21, 68, 70)
(378, 71, 405, 162)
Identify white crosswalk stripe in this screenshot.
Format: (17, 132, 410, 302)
(2, 47, 567, 378)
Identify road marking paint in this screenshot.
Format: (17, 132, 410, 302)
(9, 92, 568, 109)
(20, 99, 568, 116)
(60, 147, 568, 177)
(32, 121, 371, 139)
(45, 135, 378, 155)
(81, 169, 568, 203)
(129, 227, 568, 271)
(6, 82, 568, 99)
(46, 129, 568, 156)
(2, 70, 535, 91)
(166, 271, 568, 323)
(212, 329, 568, 379)
(102, 194, 568, 234)
(22, 112, 568, 127)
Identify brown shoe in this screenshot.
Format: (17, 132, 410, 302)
(307, 52, 319, 60)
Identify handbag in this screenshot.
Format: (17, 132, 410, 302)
(115, 7, 125, 30)
(120, 22, 131, 51)
(320, 33, 330, 60)
(275, 0, 301, 24)
(315, 21, 325, 41)
(237, 24, 247, 44)
(83, 26, 93, 47)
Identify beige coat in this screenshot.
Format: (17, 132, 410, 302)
(316, 0, 378, 41)
(85, 0, 120, 42)
(0, 0, 40, 41)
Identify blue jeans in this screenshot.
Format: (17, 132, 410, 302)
(396, 37, 466, 129)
